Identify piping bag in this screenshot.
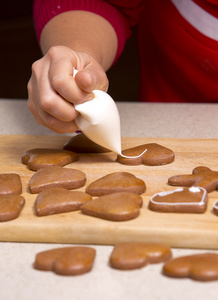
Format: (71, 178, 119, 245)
(73, 69, 146, 158)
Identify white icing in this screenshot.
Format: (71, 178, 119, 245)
(158, 188, 184, 197)
(73, 69, 147, 158)
(189, 187, 201, 193)
(75, 89, 122, 154)
(150, 187, 207, 206)
(213, 200, 218, 209)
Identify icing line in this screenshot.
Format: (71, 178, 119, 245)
(120, 148, 147, 159)
(213, 199, 218, 209)
(150, 187, 207, 206)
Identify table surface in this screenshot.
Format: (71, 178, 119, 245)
(1, 99, 218, 300)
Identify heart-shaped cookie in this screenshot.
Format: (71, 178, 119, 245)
(109, 242, 172, 270)
(0, 173, 22, 195)
(35, 188, 92, 216)
(163, 253, 218, 281)
(0, 194, 25, 222)
(117, 143, 175, 166)
(29, 166, 86, 194)
(34, 246, 96, 275)
(81, 192, 142, 221)
(22, 148, 79, 171)
(85, 172, 146, 196)
(63, 133, 110, 153)
(149, 187, 208, 213)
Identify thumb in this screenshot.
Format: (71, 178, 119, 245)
(75, 66, 108, 94)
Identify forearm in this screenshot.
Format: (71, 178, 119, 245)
(40, 10, 118, 71)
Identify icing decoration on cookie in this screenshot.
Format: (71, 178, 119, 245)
(213, 200, 218, 216)
(73, 69, 147, 159)
(117, 143, 175, 166)
(168, 166, 218, 193)
(34, 246, 96, 275)
(110, 242, 172, 270)
(149, 187, 208, 213)
(163, 253, 218, 281)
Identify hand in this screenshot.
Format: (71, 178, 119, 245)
(27, 45, 108, 133)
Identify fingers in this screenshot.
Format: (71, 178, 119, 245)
(48, 48, 109, 104)
(27, 46, 109, 133)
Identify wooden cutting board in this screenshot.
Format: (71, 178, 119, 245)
(0, 135, 218, 249)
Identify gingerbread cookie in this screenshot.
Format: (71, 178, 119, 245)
(0, 173, 22, 195)
(63, 133, 110, 153)
(34, 246, 96, 275)
(29, 166, 86, 194)
(149, 187, 208, 213)
(22, 148, 79, 171)
(0, 194, 25, 222)
(35, 188, 92, 216)
(213, 200, 218, 216)
(163, 253, 218, 281)
(110, 242, 172, 270)
(117, 143, 175, 166)
(168, 166, 218, 193)
(81, 192, 143, 221)
(85, 172, 146, 196)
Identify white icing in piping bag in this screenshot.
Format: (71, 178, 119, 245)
(73, 69, 147, 158)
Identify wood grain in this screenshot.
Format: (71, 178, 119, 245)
(0, 135, 218, 249)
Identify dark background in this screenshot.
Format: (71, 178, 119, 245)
(0, 1, 139, 101)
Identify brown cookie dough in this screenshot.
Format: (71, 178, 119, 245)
(110, 242, 172, 270)
(163, 253, 218, 281)
(35, 188, 92, 216)
(85, 172, 146, 197)
(117, 143, 175, 166)
(0, 194, 25, 222)
(22, 148, 79, 171)
(168, 166, 218, 193)
(29, 166, 86, 194)
(63, 133, 110, 153)
(34, 246, 96, 275)
(148, 187, 208, 213)
(81, 192, 142, 221)
(213, 200, 218, 216)
(0, 173, 22, 195)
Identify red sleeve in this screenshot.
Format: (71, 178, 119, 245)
(33, 0, 144, 61)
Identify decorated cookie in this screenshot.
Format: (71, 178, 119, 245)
(0, 173, 22, 195)
(81, 192, 143, 221)
(168, 166, 218, 193)
(85, 172, 146, 196)
(149, 187, 208, 213)
(22, 148, 79, 171)
(63, 133, 110, 153)
(34, 246, 96, 275)
(110, 242, 172, 270)
(29, 166, 86, 194)
(163, 253, 218, 281)
(0, 194, 25, 222)
(35, 188, 92, 216)
(117, 143, 175, 166)
(213, 200, 218, 216)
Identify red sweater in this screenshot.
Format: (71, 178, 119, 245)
(33, 0, 218, 103)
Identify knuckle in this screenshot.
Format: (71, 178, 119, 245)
(51, 74, 67, 92)
(40, 95, 53, 112)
